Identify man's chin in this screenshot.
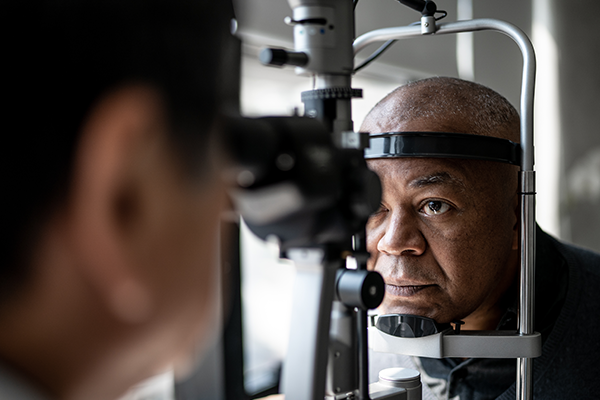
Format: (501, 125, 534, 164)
(378, 304, 429, 318)
(376, 301, 448, 322)
(377, 305, 467, 327)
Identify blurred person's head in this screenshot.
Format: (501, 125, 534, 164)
(0, 1, 237, 399)
(362, 77, 521, 331)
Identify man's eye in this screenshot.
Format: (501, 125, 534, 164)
(422, 200, 451, 216)
(371, 203, 388, 216)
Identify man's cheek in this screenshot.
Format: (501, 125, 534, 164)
(365, 235, 379, 271)
(366, 256, 376, 271)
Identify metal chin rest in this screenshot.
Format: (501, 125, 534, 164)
(365, 132, 521, 165)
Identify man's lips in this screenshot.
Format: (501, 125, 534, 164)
(385, 283, 434, 297)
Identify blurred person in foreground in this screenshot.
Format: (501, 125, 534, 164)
(363, 77, 600, 399)
(0, 1, 238, 399)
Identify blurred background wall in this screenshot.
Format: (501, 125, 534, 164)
(550, 0, 600, 251)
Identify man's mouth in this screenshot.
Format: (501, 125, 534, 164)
(385, 284, 433, 297)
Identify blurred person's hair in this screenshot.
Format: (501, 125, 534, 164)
(1, 0, 238, 302)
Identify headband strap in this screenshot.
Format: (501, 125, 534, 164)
(364, 132, 521, 166)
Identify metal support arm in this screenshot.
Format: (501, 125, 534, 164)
(355, 19, 537, 400)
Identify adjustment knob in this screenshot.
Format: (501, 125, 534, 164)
(336, 269, 385, 310)
(259, 48, 308, 67)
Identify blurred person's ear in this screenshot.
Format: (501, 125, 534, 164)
(6, 83, 225, 400)
(66, 85, 171, 324)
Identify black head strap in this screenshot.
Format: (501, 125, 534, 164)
(365, 132, 521, 166)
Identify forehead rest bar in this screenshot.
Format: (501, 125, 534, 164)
(364, 132, 521, 166)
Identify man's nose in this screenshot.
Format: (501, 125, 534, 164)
(377, 210, 426, 256)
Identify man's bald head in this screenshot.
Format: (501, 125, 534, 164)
(361, 76, 520, 143)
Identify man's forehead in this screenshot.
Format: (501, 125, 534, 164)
(361, 112, 472, 136)
(367, 157, 473, 189)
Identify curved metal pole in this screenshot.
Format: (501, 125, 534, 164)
(355, 19, 537, 400)
(354, 19, 535, 169)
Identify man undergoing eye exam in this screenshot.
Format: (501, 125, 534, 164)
(362, 77, 600, 399)
(0, 1, 234, 399)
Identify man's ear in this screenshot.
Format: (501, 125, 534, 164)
(65, 85, 169, 324)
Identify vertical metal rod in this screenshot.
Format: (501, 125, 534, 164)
(518, 174, 536, 400)
(354, 231, 371, 400)
(222, 219, 248, 400)
(327, 301, 358, 397)
(456, 0, 474, 80)
(283, 248, 339, 400)
(516, 358, 533, 400)
(357, 310, 370, 400)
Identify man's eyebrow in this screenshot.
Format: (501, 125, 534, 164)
(408, 172, 466, 190)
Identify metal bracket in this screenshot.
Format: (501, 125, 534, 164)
(369, 327, 542, 359)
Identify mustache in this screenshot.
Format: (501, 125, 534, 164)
(372, 256, 440, 283)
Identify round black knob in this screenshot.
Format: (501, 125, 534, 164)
(336, 269, 385, 310)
